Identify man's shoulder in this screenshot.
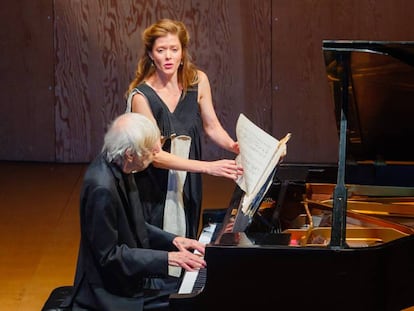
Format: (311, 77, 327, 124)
(84, 154, 114, 185)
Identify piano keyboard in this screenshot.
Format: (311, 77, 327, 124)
(178, 223, 217, 294)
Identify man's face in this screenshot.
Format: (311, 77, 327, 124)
(130, 140, 161, 172)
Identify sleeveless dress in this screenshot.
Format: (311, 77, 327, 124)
(126, 83, 203, 239)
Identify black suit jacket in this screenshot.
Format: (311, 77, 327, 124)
(71, 154, 178, 311)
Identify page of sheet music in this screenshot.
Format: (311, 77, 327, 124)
(235, 113, 279, 194)
(234, 113, 290, 215)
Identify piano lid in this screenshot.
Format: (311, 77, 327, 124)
(323, 40, 414, 163)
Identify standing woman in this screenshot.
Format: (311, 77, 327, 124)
(125, 19, 241, 239)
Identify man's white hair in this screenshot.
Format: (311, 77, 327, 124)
(102, 113, 160, 162)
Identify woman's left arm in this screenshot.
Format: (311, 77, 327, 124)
(198, 70, 239, 154)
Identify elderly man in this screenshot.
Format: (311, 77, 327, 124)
(67, 113, 206, 311)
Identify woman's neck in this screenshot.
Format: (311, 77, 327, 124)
(147, 72, 181, 93)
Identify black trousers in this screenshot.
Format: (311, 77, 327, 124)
(143, 276, 180, 311)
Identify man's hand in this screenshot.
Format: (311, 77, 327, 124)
(169, 237, 207, 271)
(173, 236, 205, 255)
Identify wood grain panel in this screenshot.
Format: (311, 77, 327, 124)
(55, 0, 131, 162)
(0, 1, 54, 161)
(54, 0, 269, 162)
(3, 0, 414, 163)
(54, 0, 200, 162)
(272, 0, 414, 164)
(192, 0, 271, 160)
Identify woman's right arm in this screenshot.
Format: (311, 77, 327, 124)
(130, 92, 158, 124)
(154, 149, 241, 180)
(131, 93, 242, 180)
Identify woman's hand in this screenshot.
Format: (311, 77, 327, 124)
(205, 159, 243, 180)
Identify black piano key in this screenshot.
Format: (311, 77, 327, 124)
(192, 268, 207, 293)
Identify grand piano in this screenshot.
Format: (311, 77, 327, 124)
(170, 41, 414, 311)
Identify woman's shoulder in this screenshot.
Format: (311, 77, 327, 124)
(131, 83, 155, 98)
(134, 82, 151, 91)
(196, 69, 208, 81)
(193, 70, 210, 89)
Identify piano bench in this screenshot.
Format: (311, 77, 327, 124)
(41, 286, 73, 311)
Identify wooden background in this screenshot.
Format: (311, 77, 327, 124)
(2, 0, 414, 164)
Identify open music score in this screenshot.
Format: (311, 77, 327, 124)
(234, 113, 290, 216)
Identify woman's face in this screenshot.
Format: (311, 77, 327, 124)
(150, 33, 182, 76)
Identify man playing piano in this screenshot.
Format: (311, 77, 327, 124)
(65, 113, 206, 311)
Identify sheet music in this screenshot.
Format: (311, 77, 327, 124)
(235, 114, 278, 193)
(234, 114, 290, 215)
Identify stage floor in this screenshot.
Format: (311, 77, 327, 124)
(0, 161, 234, 310)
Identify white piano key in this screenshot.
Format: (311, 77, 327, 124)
(178, 223, 217, 294)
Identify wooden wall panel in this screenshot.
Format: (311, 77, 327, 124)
(2, 0, 414, 163)
(55, 0, 229, 162)
(272, 0, 414, 164)
(54, 0, 163, 162)
(189, 0, 272, 160)
(0, 1, 54, 161)
(54, 0, 269, 162)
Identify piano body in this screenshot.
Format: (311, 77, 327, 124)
(170, 41, 414, 311)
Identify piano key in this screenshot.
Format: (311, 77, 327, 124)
(178, 223, 217, 294)
(178, 270, 198, 294)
